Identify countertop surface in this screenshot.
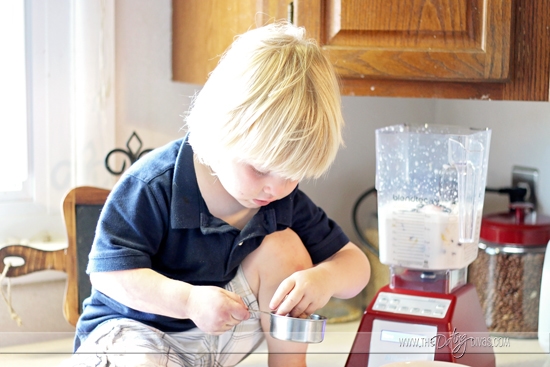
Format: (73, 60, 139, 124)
(0, 320, 548, 366)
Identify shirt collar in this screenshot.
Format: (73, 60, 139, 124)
(171, 135, 203, 229)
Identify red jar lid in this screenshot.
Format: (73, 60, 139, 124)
(480, 209, 550, 246)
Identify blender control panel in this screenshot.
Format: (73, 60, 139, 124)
(372, 292, 451, 319)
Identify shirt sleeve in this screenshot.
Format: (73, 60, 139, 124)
(290, 189, 350, 264)
(86, 174, 170, 274)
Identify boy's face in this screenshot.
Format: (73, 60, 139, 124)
(211, 158, 299, 209)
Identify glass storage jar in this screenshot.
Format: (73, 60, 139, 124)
(468, 205, 550, 338)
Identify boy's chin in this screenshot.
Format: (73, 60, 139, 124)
(234, 199, 261, 209)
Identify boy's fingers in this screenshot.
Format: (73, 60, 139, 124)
(277, 293, 308, 316)
(269, 280, 295, 310)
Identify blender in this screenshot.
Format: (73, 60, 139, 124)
(346, 124, 495, 367)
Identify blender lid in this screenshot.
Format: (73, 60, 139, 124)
(480, 211, 550, 246)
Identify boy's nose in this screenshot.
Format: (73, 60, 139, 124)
(263, 177, 297, 198)
(263, 181, 283, 198)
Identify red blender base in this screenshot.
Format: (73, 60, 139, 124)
(345, 283, 496, 367)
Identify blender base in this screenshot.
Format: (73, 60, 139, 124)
(345, 283, 496, 367)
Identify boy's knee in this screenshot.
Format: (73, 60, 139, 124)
(259, 228, 312, 270)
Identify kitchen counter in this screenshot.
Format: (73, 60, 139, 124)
(493, 339, 549, 367)
(0, 320, 548, 366)
(241, 320, 550, 366)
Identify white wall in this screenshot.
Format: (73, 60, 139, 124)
(114, 0, 197, 149)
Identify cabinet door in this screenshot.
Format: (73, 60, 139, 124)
(295, 0, 550, 100)
(295, 0, 512, 82)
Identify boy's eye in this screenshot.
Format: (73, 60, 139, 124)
(251, 166, 268, 176)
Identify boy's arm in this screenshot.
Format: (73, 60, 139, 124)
(90, 268, 249, 334)
(314, 242, 371, 299)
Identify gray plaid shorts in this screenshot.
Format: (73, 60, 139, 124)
(61, 266, 264, 367)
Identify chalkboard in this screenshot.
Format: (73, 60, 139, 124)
(75, 204, 103, 313)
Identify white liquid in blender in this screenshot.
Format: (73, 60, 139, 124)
(378, 202, 479, 270)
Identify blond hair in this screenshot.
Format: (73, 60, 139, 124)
(185, 21, 344, 181)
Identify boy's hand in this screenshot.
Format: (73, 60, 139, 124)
(269, 267, 334, 318)
(186, 286, 249, 335)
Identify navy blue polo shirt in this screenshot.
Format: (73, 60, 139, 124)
(75, 135, 349, 349)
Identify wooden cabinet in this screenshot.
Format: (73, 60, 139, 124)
(172, 0, 289, 85)
(172, 0, 550, 101)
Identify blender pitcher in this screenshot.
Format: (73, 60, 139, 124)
(376, 124, 491, 270)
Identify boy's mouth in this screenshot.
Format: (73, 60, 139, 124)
(253, 199, 272, 206)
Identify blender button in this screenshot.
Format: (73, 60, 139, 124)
(422, 309, 432, 315)
(399, 306, 410, 312)
(412, 308, 421, 313)
(379, 297, 388, 303)
(390, 299, 400, 304)
(435, 304, 445, 309)
(434, 311, 444, 316)
(376, 304, 387, 310)
(388, 305, 398, 311)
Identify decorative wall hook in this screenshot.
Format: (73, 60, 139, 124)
(105, 132, 153, 175)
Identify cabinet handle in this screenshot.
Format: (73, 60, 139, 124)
(288, 2, 294, 24)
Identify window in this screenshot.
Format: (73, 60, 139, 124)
(0, 0, 116, 244)
(0, 0, 30, 199)
(0, 0, 74, 242)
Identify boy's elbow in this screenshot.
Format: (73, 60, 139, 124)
(339, 242, 371, 297)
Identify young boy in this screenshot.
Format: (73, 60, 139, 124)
(66, 21, 370, 367)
